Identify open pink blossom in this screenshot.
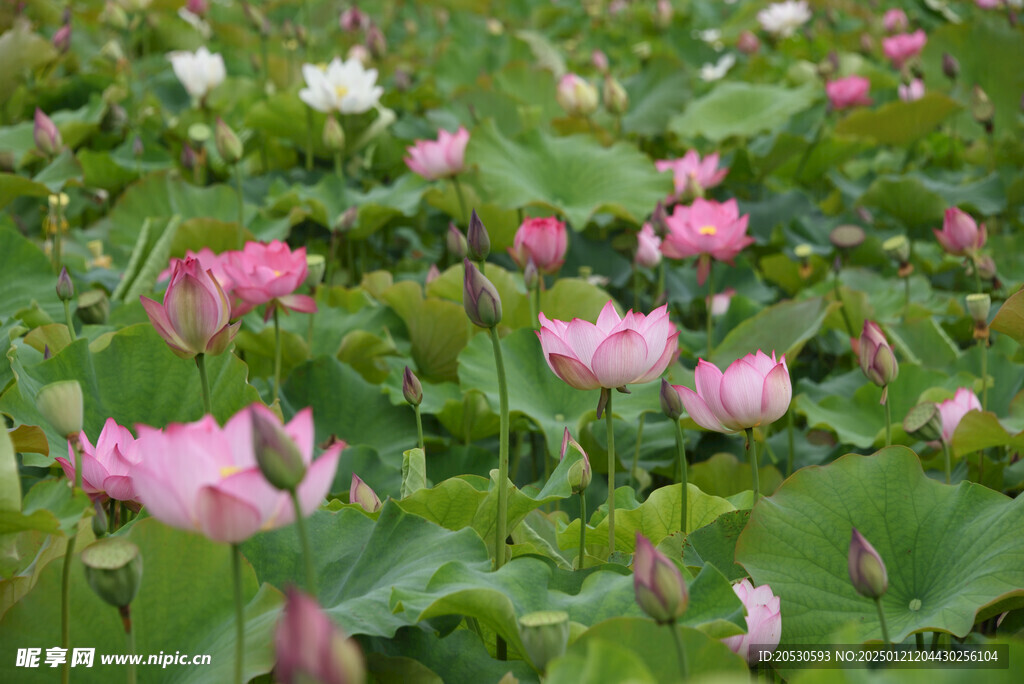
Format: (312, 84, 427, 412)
(882, 30, 927, 68)
(509, 216, 568, 274)
(635, 223, 662, 268)
(55, 418, 141, 508)
(936, 388, 982, 444)
(661, 198, 753, 285)
(223, 240, 317, 319)
(674, 351, 791, 433)
(656, 151, 729, 201)
(722, 579, 782, 664)
(131, 405, 344, 544)
(826, 76, 872, 110)
(159, 248, 234, 293)
(141, 257, 240, 359)
(537, 301, 678, 391)
(933, 207, 986, 256)
(404, 127, 470, 180)
(883, 9, 908, 32)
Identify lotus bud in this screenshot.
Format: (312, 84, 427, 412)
(556, 74, 599, 117)
(974, 255, 999, 287)
(366, 24, 387, 59)
(560, 429, 592, 494)
(215, 118, 243, 164)
(591, 49, 609, 74)
(186, 0, 209, 15)
(181, 143, 198, 171)
(447, 223, 468, 259)
(76, 290, 110, 325)
(36, 380, 84, 438)
(91, 499, 108, 538)
(304, 255, 326, 289)
(859, 321, 899, 396)
(322, 116, 345, 153)
(902, 402, 943, 443)
(426, 264, 441, 284)
(34, 109, 62, 157)
(130, 135, 143, 160)
(56, 266, 74, 302)
(848, 528, 888, 600)
(252, 408, 307, 491)
(81, 538, 143, 608)
(942, 53, 959, 81)
(966, 293, 991, 340)
(660, 378, 683, 420)
(523, 258, 539, 292)
(402, 366, 423, 407)
(651, 201, 669, 239)
(100, 2, 128, 30)
(339, 5, 368, 32)
(53, 24, 72, 54)
(634, 532, 689, 624)
(463, 259, 502, 329)
(654, 0, 673, 28)
(518, 611, 570, 672)
(737, 30, 760, 55)
(971, 86, 994, 133)
(350, 474, 382, 512)
(276, 588, 367, 684)
(334, 206, 358, 234)
(466, 210, 490, 262)
(603, 75, 629, 115)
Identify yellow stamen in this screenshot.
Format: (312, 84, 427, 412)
(334, 85, 349, 98)
(220, 466, 243, 478)
(699, 225, 718, 236)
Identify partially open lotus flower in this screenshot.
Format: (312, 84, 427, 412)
(722, 579, 782, 665)
(223, 241, 318, 319)
(826, 76, 872, 110)
(933, 207, 986, 257)
(56, 417, 141, 508)
(674, 351, 791, 433)
(882, 30, 927, 69)
(509, 217, 568, 274)
(167, 46, 225, 102)
(404, 127, 470, 180)
(656, 151, 728, 201)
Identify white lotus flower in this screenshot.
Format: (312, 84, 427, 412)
(299, 57, 384, 115)
(167, 46, 225, 101)
(699, 53, 736, 82)
(757, 0, 812, 38)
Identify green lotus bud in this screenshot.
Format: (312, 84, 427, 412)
(463, 260, 502, 329)
(660, 378, 683, 420)
(304, 255, 326, 289)
(942, 53, 959, 81)
(81, 538, 143, 608)
(518, 610, 570, 672)
(36, 380, 84, 437)
(56, 266, 74, 302)
(322, 115, 345, 153)
(848, 527, 888, 600)
(971, 86, 994, 133)
(215, 118, 243, 164)
(466, 209, 490, 262)
(91, 500, 108, 538)
(902, 402, 943, 443)
(76, 289, 110, 325)
(447, 223, 467, 259)
(251, 406, 307, 491)
(523, 258, 539, 292)
(402, 366, 423, 407)
(603, 75, 629, 115)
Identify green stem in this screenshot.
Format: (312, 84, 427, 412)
(874, 597, 891, 644)
(121, 605, 136, 684)
(532, 285, 541, 331)
(414, 405, 424, 452)
(231, 544, 245, 684)
(273, 306, 282, 404)
(605, 390, 616, 554)
(903, 276, 910, 321)
(834, 267, 855, 339)
(234, 163, 245, 250)
(489, 327, 510, 571)
(746, 427, 760, 504)
(289, 489, 316, 593)
(669, 621, 688, 678)
(884, 391, 892, 447)
(706, 261, 714, 355)
(980, 338, 988, 412)
(631, 413, 645, 491)
(973, 256, 983, 295)
(54, 225, 63, 274)
(195, 354, 212, 415)
(61, 534, 76, 684)
(305, 107, 314, 172)
(786, 407, 795, 477)
(915, 632, 924, 651)
(793, 114, 825, 183)
(528, 285, 538, 332)
(577, 490, 586, 570)
(632, 268, 641, 310)
(63, 300, 77, 341)
(452, 175, 468, 225)
(655, 260, 665, 305)
(942, 440, 952, 485)
(334, 151, 342, 178)
(674, 420, 688, 534)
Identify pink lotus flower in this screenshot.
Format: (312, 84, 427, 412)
(223, 241, 318, 319)
(509, 216, 568, 274)
(275, 588, 366, 684)
(826, 76, 872, 110)
(131, 405, 344, 544)
(141, 257, 240, 360)
(349, 474, 382, 512)
(882, 30, 927, 68)
(936, 388, 982, 444)
(635, 223, 662, 268)
(883, 9, 908, 32)
(655, 151, 729, 201)
(34, 109, 62, 157)
(185, 0, 208, 15)
(674, 351, 791, 433)
(661, 198, 753, 285)
(722, 579, 782, 664)
(707, 288, 736, 317)
(898, 78, 925, 102)
(55, 418, 141, 508)
(933, 207, 986, 256)
(976, 0, 1001, 8)
(159, 248, 234, 293)
(404, 127, 470, 181)
(537, 301, 678, 391)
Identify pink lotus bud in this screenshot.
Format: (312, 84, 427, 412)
(560, 428, 591, 494)
(635, 223, 662, 268)
(404, 127, 469, 180)
(882, 30, 927, 69)
(556, 74, 599, 117)
(466, 209, 490, 262)
(707, 288, 736, 317)
(898, 78, 925, 102)
(56, 266, 75, 302)
(447, 223, 467, 259)
(350, 474, 382, 512)
(675, 351, 791, 433)
(339, 5, 368, 32)
(942, 53, 960, 81)
(463, 259, 502, 329)
(848, 528, 888, 599)
(660, 378, 683, 419)
(722, 579, 781, 664)
(53, 24, 71, 53)
(858, 321, 898, 389)
(402, 366, 422, 406)
(251, 405, 307, 491)
(933, 207, 986, 256)
(140, 257, 240, 359)
(825, 76, 872, 110)
(737, 30, 760, 55)
(883, 9, 908, 33)
(591, 49, 609, 74)
(34, 109, 62, 156)
(654, 0, 674, 28)
(185, 0, 208, 15)
(366, 24, 387, 58)
(509, 216, 568, 274)
(634, 532, 688, 624)
(426, 263, 441, 284)
(275, 588, 366, 684)
(523, 258, 539, 291)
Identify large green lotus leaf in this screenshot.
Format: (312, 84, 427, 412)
(834, 93, 959, 145)
(281, 356, 418, 457)
(0, 21, 57, 105)
(378, 280, 469, 384)
(0, 518, 282, 684)
(301, 286, 406, 361)
(951, 411, 1024, 460)
(0, 173, 50, 210)
(734, 447, 1024, 644)
(669, 82, 818, 142)
(0, 479, 89, 537)
(0, 429, 17, 514)
(685, 509, 752, 582)
(885, 318, 960, 369)
(621, 57, 692, 137)
(859, 173, 1006, 227)
(558, 618, 748, 682)
(709, 297, 835, 369)
(33, 149, 82, 192)
(546, 638, 657, 684)
(390, 556, 743, 658)
(0, 326, 260, 465)
(0, 225, 63, 321)
(557, 484, 735, 554)
(689, 452, 784, 499)
(397, 477, 489, 533)
(992, 288, 1024, 348)
(241, 502, 491, 638)
(425, 262, 531, 331)
(466, 120, 671, 229)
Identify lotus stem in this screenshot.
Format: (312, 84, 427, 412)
(120, 605, 137, 684)
(489, 327, 510, 573)
(674, 419, 688, 533)
(452, 175, 468, 225)
(631, 413, 645, 491)
(289, 489, 316, 594)
(195, 353, 212, 415)
(669, 621, 688, 678)
(884, 390, 892, 447)
(61, 534, 76, 684)
(874, 597, 891, 645)
(531, 285, 541, 332)
(942, 440, 952, 485)
(903, 276, 910, 321)
(745, 427, 760, 504)
(305, 108, 314, 172)
(605, 389, 617, 554)
(577, 490, 586, 571)
(916, 632, 924, 651)
(234, 163, 245, 250)
(273, 306, 282, 404)
(787, 406, 795, 477)
(706, 262, 714, 355)
(63, 299, 76, 342)
(334, 151, 342, 178)
(414, 405, 424, 452)
(231, 544, 245, 684)
(980, 338, 988, 412)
